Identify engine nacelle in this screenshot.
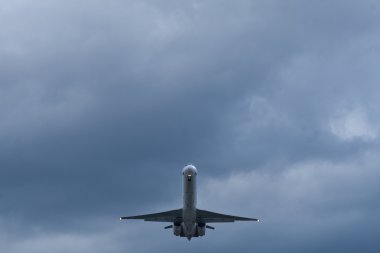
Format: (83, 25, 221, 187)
(173, 223, 181, 236)
(197, 223, 206, 236)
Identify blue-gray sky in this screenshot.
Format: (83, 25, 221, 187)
(1, 0, 380, 252)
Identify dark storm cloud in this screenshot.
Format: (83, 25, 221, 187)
(1, 0, 380, 252)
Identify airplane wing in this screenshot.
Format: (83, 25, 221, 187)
(196, 209, 259, 223)
(120, 209, 182, 222)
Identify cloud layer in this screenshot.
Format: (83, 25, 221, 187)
(1, 0, 380, 252)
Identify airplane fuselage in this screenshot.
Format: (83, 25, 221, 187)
(182, 165, 197, 239)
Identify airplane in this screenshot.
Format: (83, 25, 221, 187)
(120, 164, 259, 240)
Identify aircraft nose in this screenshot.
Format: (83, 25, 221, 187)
(182, 164, 197, 175)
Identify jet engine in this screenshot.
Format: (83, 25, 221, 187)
(197, 223, 206, 236)
(173, 222, 181, 236)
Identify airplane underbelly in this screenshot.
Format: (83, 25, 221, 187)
(183, 222, 196, 236)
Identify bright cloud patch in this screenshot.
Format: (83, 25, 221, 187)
(329, 107, 378, 141)
(0, 231, 114, 253)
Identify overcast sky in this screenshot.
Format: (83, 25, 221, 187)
(1, 0, 380, 252)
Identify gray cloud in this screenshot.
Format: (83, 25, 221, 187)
(200, 152, 380, 251)
(1, 0, 380, 252)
